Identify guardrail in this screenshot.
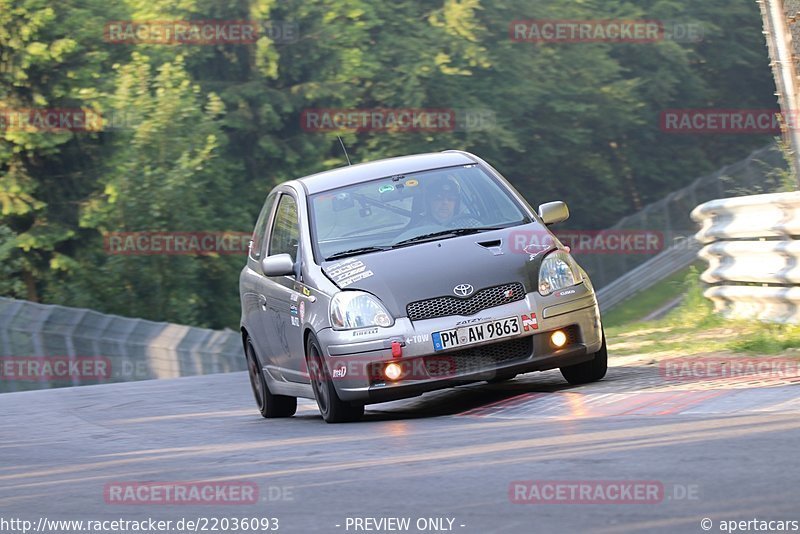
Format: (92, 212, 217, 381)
(691, 191, 800, 323)
(596, 240, 701, 312)
(578, 142, 786, 292)
(0, 297, 245, 393)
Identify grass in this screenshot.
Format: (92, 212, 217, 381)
(602, 263, 703, 329)
(600, 140, 800, 358)
(727, 325, 800, 353)
(604, 266, 800, 358)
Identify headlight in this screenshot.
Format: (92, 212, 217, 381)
(330, 291, 394, 330)
(538, 250, 582, 296)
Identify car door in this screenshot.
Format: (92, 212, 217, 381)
(257, 191, 305, 381)
(244, 192, 278, 369)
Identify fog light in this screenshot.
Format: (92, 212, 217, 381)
(384, 362, 402, 381)
(551, 330, 567, 348)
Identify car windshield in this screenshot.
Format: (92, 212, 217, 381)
(309, 164, 530, 261)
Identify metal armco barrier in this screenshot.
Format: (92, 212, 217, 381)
(0, 297, 245, 393)
(704, 285, 800, 323)
(577, 142, 786, 292)
(692, 191, 800, 322)
(699, 240, 800, 284)
(596, 240, 701, 312)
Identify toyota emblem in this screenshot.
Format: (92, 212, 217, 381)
(453, 284, 474, 297)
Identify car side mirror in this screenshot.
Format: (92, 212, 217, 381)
(261, 254, 295, 277)
(538, 201, 569, 225)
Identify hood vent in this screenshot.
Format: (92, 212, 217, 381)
(477, 239, 503, 256)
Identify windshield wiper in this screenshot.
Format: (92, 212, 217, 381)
(392, 227, 504, 247)
(325, 246, 391, 261)
(326, 227, 507, 260)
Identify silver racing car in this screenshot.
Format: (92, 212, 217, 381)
(239, 150, 606, 423)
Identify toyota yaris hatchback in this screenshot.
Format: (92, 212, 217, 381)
(239, 151, 607, 423)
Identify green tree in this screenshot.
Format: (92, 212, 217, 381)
(53, 53, 246, 327)
(0, 0, 780, 329)
(0, 0, 128, 300)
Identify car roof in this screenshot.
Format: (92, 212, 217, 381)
(296, 151, 478, 194)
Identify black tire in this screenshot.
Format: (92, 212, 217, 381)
(245, 335, 297, 418)
(560, 332, 608, 385)
(306, 335, 364, 423)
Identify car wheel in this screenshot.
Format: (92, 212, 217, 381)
(245, 335, 297, 418)
(560, 332, 608, 385)
(306, 335, 364, 423)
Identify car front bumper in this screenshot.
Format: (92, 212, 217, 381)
(315, 285, 604, 404)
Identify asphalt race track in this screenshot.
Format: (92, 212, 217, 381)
(2, 355, 800, 534)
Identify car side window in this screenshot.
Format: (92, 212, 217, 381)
(269, 194, 300, 262)
(250, 193, 278, 261)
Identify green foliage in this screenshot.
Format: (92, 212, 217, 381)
(602, 264, 701, 328)
(0, 224, 27, 297)
(0, 0, 783, 328)
(774, 139, 798, 192)
(51, 53, 246, 327)
(663, 265, 721, 328)
(604, 265, 800, 357)
(728, 324, 800, 354)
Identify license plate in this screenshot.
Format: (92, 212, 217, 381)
(432, 316, 521, 351)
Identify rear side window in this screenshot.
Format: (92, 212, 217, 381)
(269, 195, 300, 261)
(250, 192, 277, 260)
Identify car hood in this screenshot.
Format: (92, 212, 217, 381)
(320, 222, 555, 319)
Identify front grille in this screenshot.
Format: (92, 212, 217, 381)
(424, 336, 532, 377)
(407, 282, 525, 321)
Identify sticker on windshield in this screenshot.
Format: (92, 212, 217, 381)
(378, 184, 395, 193)
(405, 179, 419, 187)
